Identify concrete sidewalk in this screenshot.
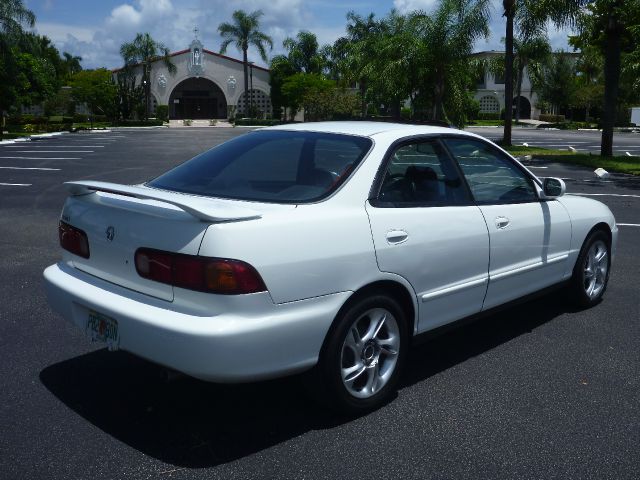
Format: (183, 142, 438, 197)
(168, 119, 234, 128)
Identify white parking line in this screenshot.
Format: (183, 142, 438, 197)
(14, 150, 93, 153)
(527, 166, 548, 169)
(0, 156, 80, 160)
(0, 166, 60, 171)
(617, 223, 640, 227)
(0, 182, 31, 186)
(2, 145, 105, 148)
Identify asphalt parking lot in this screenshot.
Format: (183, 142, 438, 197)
(1, 127, 639, 479)
(467, 126, 640, 155)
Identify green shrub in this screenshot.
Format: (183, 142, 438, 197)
(400, 107, 411, 120)
(477, 112, 500, 120)
(538, 114, 566, 123)
(156, 105, 169, 123)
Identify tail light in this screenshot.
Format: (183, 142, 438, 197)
(135, 248, 266, 295)
(59, 221, 90, 258)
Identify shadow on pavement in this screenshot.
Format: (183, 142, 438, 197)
(40, 291, 577, 468)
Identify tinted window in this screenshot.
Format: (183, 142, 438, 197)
(148, 130, 372, 203)
(377, 140, 469, 206)
(444, 138, 537, 204)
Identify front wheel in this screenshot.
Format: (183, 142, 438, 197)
(570, 230, 611, 307)
(318, 294, 408, 413)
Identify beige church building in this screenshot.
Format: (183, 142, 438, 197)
(115, 35, 272, 120)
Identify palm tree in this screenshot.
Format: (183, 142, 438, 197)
(513, 34, 550, 121)
(218, 10, 273, 116)
(419, 0, 491, 122)
(342, 12, 384, 117)
(0, 0, 35, 140)
(282, 31, 324, 74)
(501, 0, 586, 145)
(0, 0, 35, 40)
(62, 52, 82, 79)
(120, 32, 176, 120)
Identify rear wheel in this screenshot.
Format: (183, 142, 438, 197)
(570, 230, 611, 307)
(318, 294, 408, 413)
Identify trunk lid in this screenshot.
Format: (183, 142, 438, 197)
(60, 182, 271, 301)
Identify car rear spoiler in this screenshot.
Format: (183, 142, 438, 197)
(64, 181, 262, 223)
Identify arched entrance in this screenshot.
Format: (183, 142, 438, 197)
(512, 96, 531, 119)
(169, 77, 228, 119)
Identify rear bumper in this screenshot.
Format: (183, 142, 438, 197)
(44, 262, 348, 382)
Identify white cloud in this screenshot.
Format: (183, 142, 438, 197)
(36, 22, 94, 43)
(393, 0, 438, 13)
(107, 5, 143, 28)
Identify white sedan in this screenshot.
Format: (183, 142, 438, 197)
(44, 122, 617, 412)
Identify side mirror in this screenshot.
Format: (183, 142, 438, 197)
(541, 177, 566, 198)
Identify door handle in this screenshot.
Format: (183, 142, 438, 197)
(495, 216, 510, 229)
(386, 230, 409, 245)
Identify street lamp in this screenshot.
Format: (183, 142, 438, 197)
(143, 79, 148, 120)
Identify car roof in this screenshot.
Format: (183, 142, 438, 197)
(264, 121, 466, 138)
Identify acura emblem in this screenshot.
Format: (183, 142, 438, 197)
(105, 226, 115, 242)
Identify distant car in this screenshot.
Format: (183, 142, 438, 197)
(44, 122, 617, 412)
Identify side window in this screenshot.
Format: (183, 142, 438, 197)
(377, 140, 469, 206)
(444, 138, 538, 204)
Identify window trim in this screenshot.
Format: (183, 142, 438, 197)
(439, 134, 544, 206)
(369, 135, 475, 209)
(147, 129, 375, 205)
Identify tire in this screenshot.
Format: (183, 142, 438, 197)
(316, 293, 409, 413)
(570, 230, 611, 308)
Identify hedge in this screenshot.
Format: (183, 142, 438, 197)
(234, 118, 283, 126)
(538, 114, 566, 123)
(477, 112, 501, 120)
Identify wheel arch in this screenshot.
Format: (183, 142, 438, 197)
(319, 279, 417, 360)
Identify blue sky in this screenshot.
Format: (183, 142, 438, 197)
(26, 0, 575, 69)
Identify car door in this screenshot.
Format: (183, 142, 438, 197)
(443, 137, 572, 310)
(365, 138, 490, 333)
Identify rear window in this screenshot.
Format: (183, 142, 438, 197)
(148, 130, 373, 203)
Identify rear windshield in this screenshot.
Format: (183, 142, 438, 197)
(148, 130, 373, 203)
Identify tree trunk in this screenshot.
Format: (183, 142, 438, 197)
(243, 48, 249, 117)
(601, 12, 621, 157)
(502, 0, 515, 146)
(515, 64, 524, 122)
(431, 73, 445, 121)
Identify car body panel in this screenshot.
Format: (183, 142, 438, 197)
(479, 200, 573, 310)
(43, 122, 618, 383)
(365, 202, 490, 332)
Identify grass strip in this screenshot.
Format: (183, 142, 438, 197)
(502, 145, 640, 176)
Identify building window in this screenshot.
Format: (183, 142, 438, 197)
(237, 89, 273, 116)
(479, 95, 500, 113)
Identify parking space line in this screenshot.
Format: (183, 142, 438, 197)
(0, 156, 81, 160)
(568, 193, 640, 199)
(617, 223, 640, 227)
(0, 182, 31, 186)
(0, 166, 61, 171)
(14, 150, 93, 153)
(2, 145, 105, 148)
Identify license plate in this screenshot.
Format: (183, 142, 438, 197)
(86, 310, 120, 351)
